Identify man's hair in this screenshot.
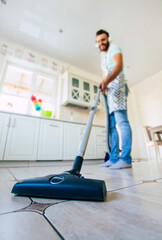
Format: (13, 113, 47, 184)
(96, 29, 109, 38)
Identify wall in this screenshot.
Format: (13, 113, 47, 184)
(59, 105, 105, 126)
(128, 71, 162, 160)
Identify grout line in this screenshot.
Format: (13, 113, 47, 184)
(0, 197, 66, 239)
(0, 211, 18, 216)
(43, 214, 65, 240)
(42, 200, 69, 215)
(0, 202, 65, 239)
(108, 177, 162, 192)
(7, 168, 18, 181)
(108, 182, 144, 192)
(41, 200, 70, 239)
(0, 197, 33, 216)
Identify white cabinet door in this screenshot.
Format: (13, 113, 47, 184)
(95, 127, 107, 159)
(38, 119, 63, 160)
(63, 123, 97, 160)
(0, 113, 10, 160)
(62, 71, 95, 108)
(62, 71, 105, 110)
(63, 122, 81, 160)
(80, 126, 97, 159)
(4, 115, 40, 160)
(68, 74, 92, 107)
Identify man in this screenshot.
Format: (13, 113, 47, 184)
(96, 29, 132, 169)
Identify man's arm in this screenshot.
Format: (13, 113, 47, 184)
(99, 53, 123, 94)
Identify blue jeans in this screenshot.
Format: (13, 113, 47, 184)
(109, 110, 132, 164)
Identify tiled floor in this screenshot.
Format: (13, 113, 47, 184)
(0, 159, 162, 240)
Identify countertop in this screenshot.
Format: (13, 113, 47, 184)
(0, 110, 105, 128)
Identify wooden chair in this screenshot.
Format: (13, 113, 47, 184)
(150, 126, 162, 161)
(143, 126, 162, 161)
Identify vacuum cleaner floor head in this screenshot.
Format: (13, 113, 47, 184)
(12, 171, 107, 201)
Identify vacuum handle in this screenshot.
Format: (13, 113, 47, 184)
(72, 88, 101, 175)
(77, 88, 101, 157)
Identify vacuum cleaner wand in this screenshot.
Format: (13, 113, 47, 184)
(72, 88, 101, 175)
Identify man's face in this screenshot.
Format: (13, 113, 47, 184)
(96, 33, 109, 52)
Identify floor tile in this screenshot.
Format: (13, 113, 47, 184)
(81, 164, 142, 191)
(131, 160, 162, 180)
(0, 180, 31, 214)
(45, 182, 162, 240)
(8, 165, 74, 181)
(0, 168, 15, 181)
(0, 211, 61, 240)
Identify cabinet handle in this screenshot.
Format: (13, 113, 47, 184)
(49, 124, 58, 128)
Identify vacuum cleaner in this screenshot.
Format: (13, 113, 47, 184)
(11, 88, 107, 201)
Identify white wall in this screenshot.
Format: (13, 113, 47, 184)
(128, 71, 162, 160)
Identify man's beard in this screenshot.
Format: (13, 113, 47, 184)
(100, 41, 109, 52)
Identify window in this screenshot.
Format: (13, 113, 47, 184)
(0, 62, 58, 116)
(0, 64, 32, 114)
(31, 74, 57, 115)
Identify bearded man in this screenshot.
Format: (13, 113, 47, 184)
(96, 29, 132, 169)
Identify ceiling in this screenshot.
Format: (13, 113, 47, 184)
(0, 0, 162, 86)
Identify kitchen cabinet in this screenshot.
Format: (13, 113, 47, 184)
(80, 126, 97, 159)
(0, 111, 106, 161)
(95, 127, 107, 159)
(0, 113, 11, 160)
(38, 119, 63, 160)
(63, 123, 98, 160)
(63, 122, 81, 160)
(61, 71, 103, 109)
(4, 114, 40, 160)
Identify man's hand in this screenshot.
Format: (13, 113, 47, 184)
(99, 78, 108, 95)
